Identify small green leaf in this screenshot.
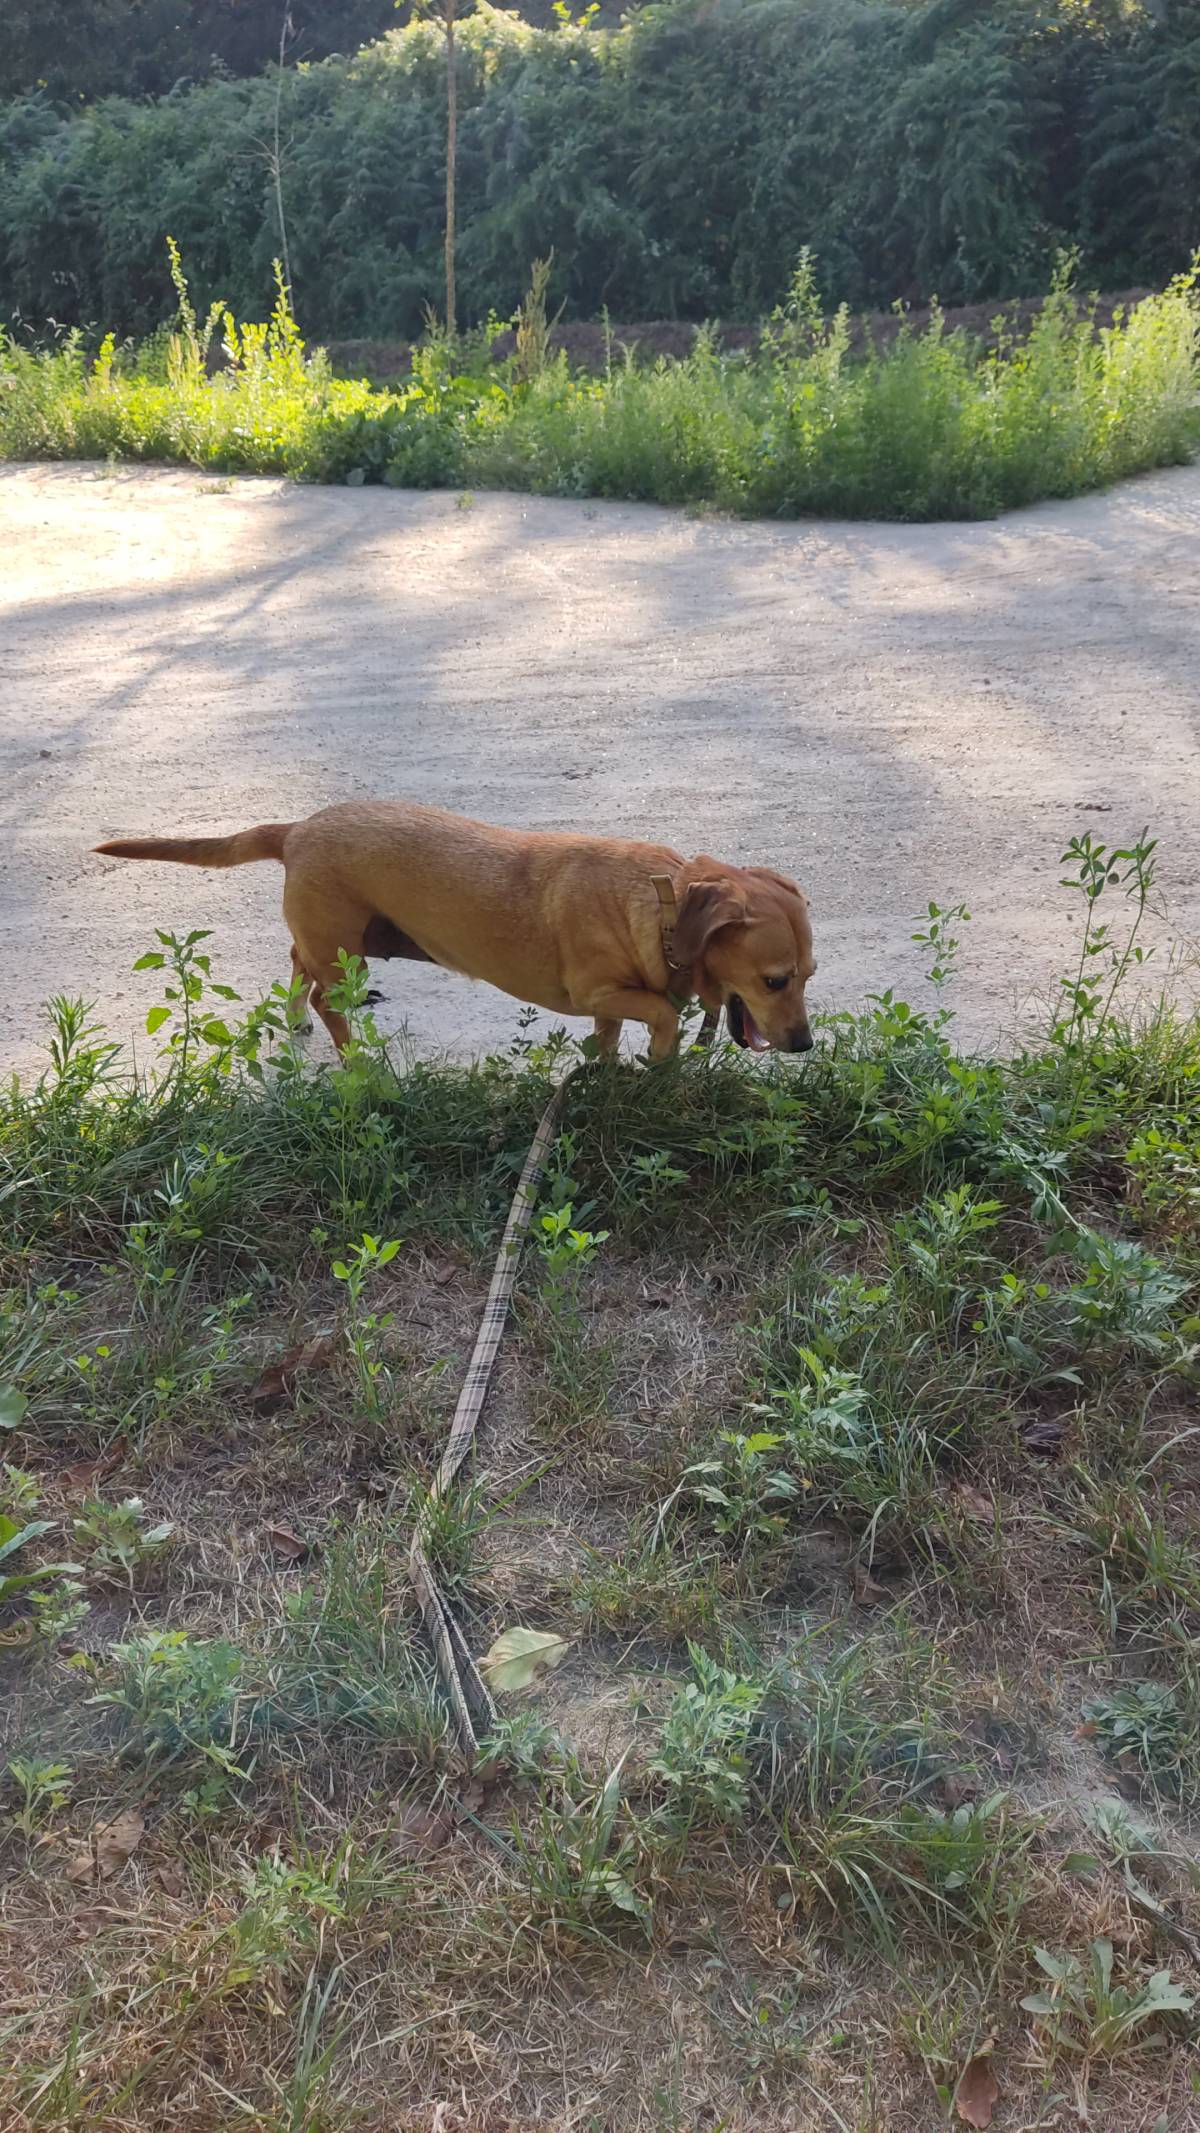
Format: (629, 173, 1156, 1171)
(377, 1240, 402, 1266)
(132, 952, 165, 971)
(331, 1261, 350, 1281)
(200, 1019, 233, 1045)
(742, 1431, 785, 1455)
(0, 1384, 29, 1431)
(145, 1005, 171, 1035)
(1019, 1991, 1060, 2017)
(1140, 1972, 1194, 2016)
(0, 1514, 52, 1557)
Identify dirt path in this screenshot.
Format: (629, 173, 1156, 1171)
(3, 460, 1198, 1080)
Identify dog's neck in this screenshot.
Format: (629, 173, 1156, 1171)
(650, 875, 694, 1011)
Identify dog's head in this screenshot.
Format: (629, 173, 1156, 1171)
(672, 860, 815, 1054)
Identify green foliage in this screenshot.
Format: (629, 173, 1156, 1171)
(72, 1496, 175, 1583)
(1, 251, 1196, 520)
(1083, 1677, 1200, 1804)
(647, 1644, 766, 1828)
(1, 3, 1198, 344)
(4, 1756, 72, 1838)
(0, 1465, 80, 1610)
(1021, 1937, 1194, 2059)
(0, 1, 405, 106)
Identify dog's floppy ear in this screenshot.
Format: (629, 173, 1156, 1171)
(746, 865, 804, 900)
(673, 878, 747, 967)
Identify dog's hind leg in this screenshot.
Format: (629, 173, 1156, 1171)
(287, 943, 315, 1035)
(286, 893, 371, 1057)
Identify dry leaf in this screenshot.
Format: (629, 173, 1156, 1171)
(156, 1860, 185, 1898)
(954, 2049, 1000, 2128)
(478, 1625, 571, 1694)
(266, 1524, 309, 1562)
(1021, 1416, 1065, 1457)
(250, 1335, 334, 1412)
(940, 1772, 978, 1810)
(69, 1905, 126, 1940)
(96, 1808, 145, 1880)
(951, 1484, 995, 1522)
(639, 1281, 675, 1309)
(66, 1845, 96, 1885)
(852, 1564, 890, 1607)
(61, 1437, 128, 1494)
(395, 1803, 453, 1856)
(67, 1807, 144, 1886)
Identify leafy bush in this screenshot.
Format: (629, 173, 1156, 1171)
(2, 255, 1196, 521)
(1, 2, 1199, 344)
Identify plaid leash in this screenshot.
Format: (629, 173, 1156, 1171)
(409, 1068, 580, 1753)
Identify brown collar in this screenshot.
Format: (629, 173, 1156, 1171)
(651, 875, 694, 1010)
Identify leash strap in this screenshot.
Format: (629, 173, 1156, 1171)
(409, 1068, 578, 1752)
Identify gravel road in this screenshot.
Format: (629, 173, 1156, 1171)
(3, 459, 1198, 1080)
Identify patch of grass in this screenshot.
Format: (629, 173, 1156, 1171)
(2, 830, 1200, 2128)
(2, 253, 1197, 520)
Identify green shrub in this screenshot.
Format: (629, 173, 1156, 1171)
(1, 2, 1199, 345)
(2, 255, 1195, 521)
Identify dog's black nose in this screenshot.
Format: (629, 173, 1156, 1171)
(791, 1026, 814, 1053)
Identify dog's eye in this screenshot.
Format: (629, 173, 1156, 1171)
(763, 974, 790, 993)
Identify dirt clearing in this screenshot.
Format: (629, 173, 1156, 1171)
(2, 459, 1199, 1077)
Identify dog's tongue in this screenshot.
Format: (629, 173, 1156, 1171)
(743, 1006, 769, 1053)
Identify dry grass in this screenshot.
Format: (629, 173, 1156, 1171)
(3, 907, 1200, 2129)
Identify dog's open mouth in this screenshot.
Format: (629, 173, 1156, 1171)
(727, 993, 770, 1053)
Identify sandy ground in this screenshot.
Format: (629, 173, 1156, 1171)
(2, 459, 1199, 1083)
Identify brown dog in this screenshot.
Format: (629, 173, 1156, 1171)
(96, 799, 816, 1059)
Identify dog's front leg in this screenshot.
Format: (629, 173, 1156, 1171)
(587, 988, 679, 1062)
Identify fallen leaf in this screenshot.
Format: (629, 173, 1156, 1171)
(954, 2050, 1000, 2128)
(940, 1772, 978, 1810)
(250, 1335, 334, 1412)
(61, 1437, 128, 1493)
(156, 1861, 186, 1898)
(69, 1905, 128, 1940)
(478, 1625, 571, 1694)
(395, 1802, 453, 1856)
(852, 1564, 890, 1607)
(68, 1807, 145, 1885)
(951, 1484, 995, 1522)
(97, 1807, 145, 1879)
(266, 1524, 309, 1562)
(1021, 1416, 1065, 1457)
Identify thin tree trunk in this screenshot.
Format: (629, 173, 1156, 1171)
(273, 6, 294, 303)
(444, 0, 457, 337)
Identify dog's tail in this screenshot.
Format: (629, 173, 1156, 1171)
(95, 823, 292, 869)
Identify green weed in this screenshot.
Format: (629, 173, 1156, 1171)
(2, 251, 1197, 521)
(1021, 1937, 1194, 2060)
